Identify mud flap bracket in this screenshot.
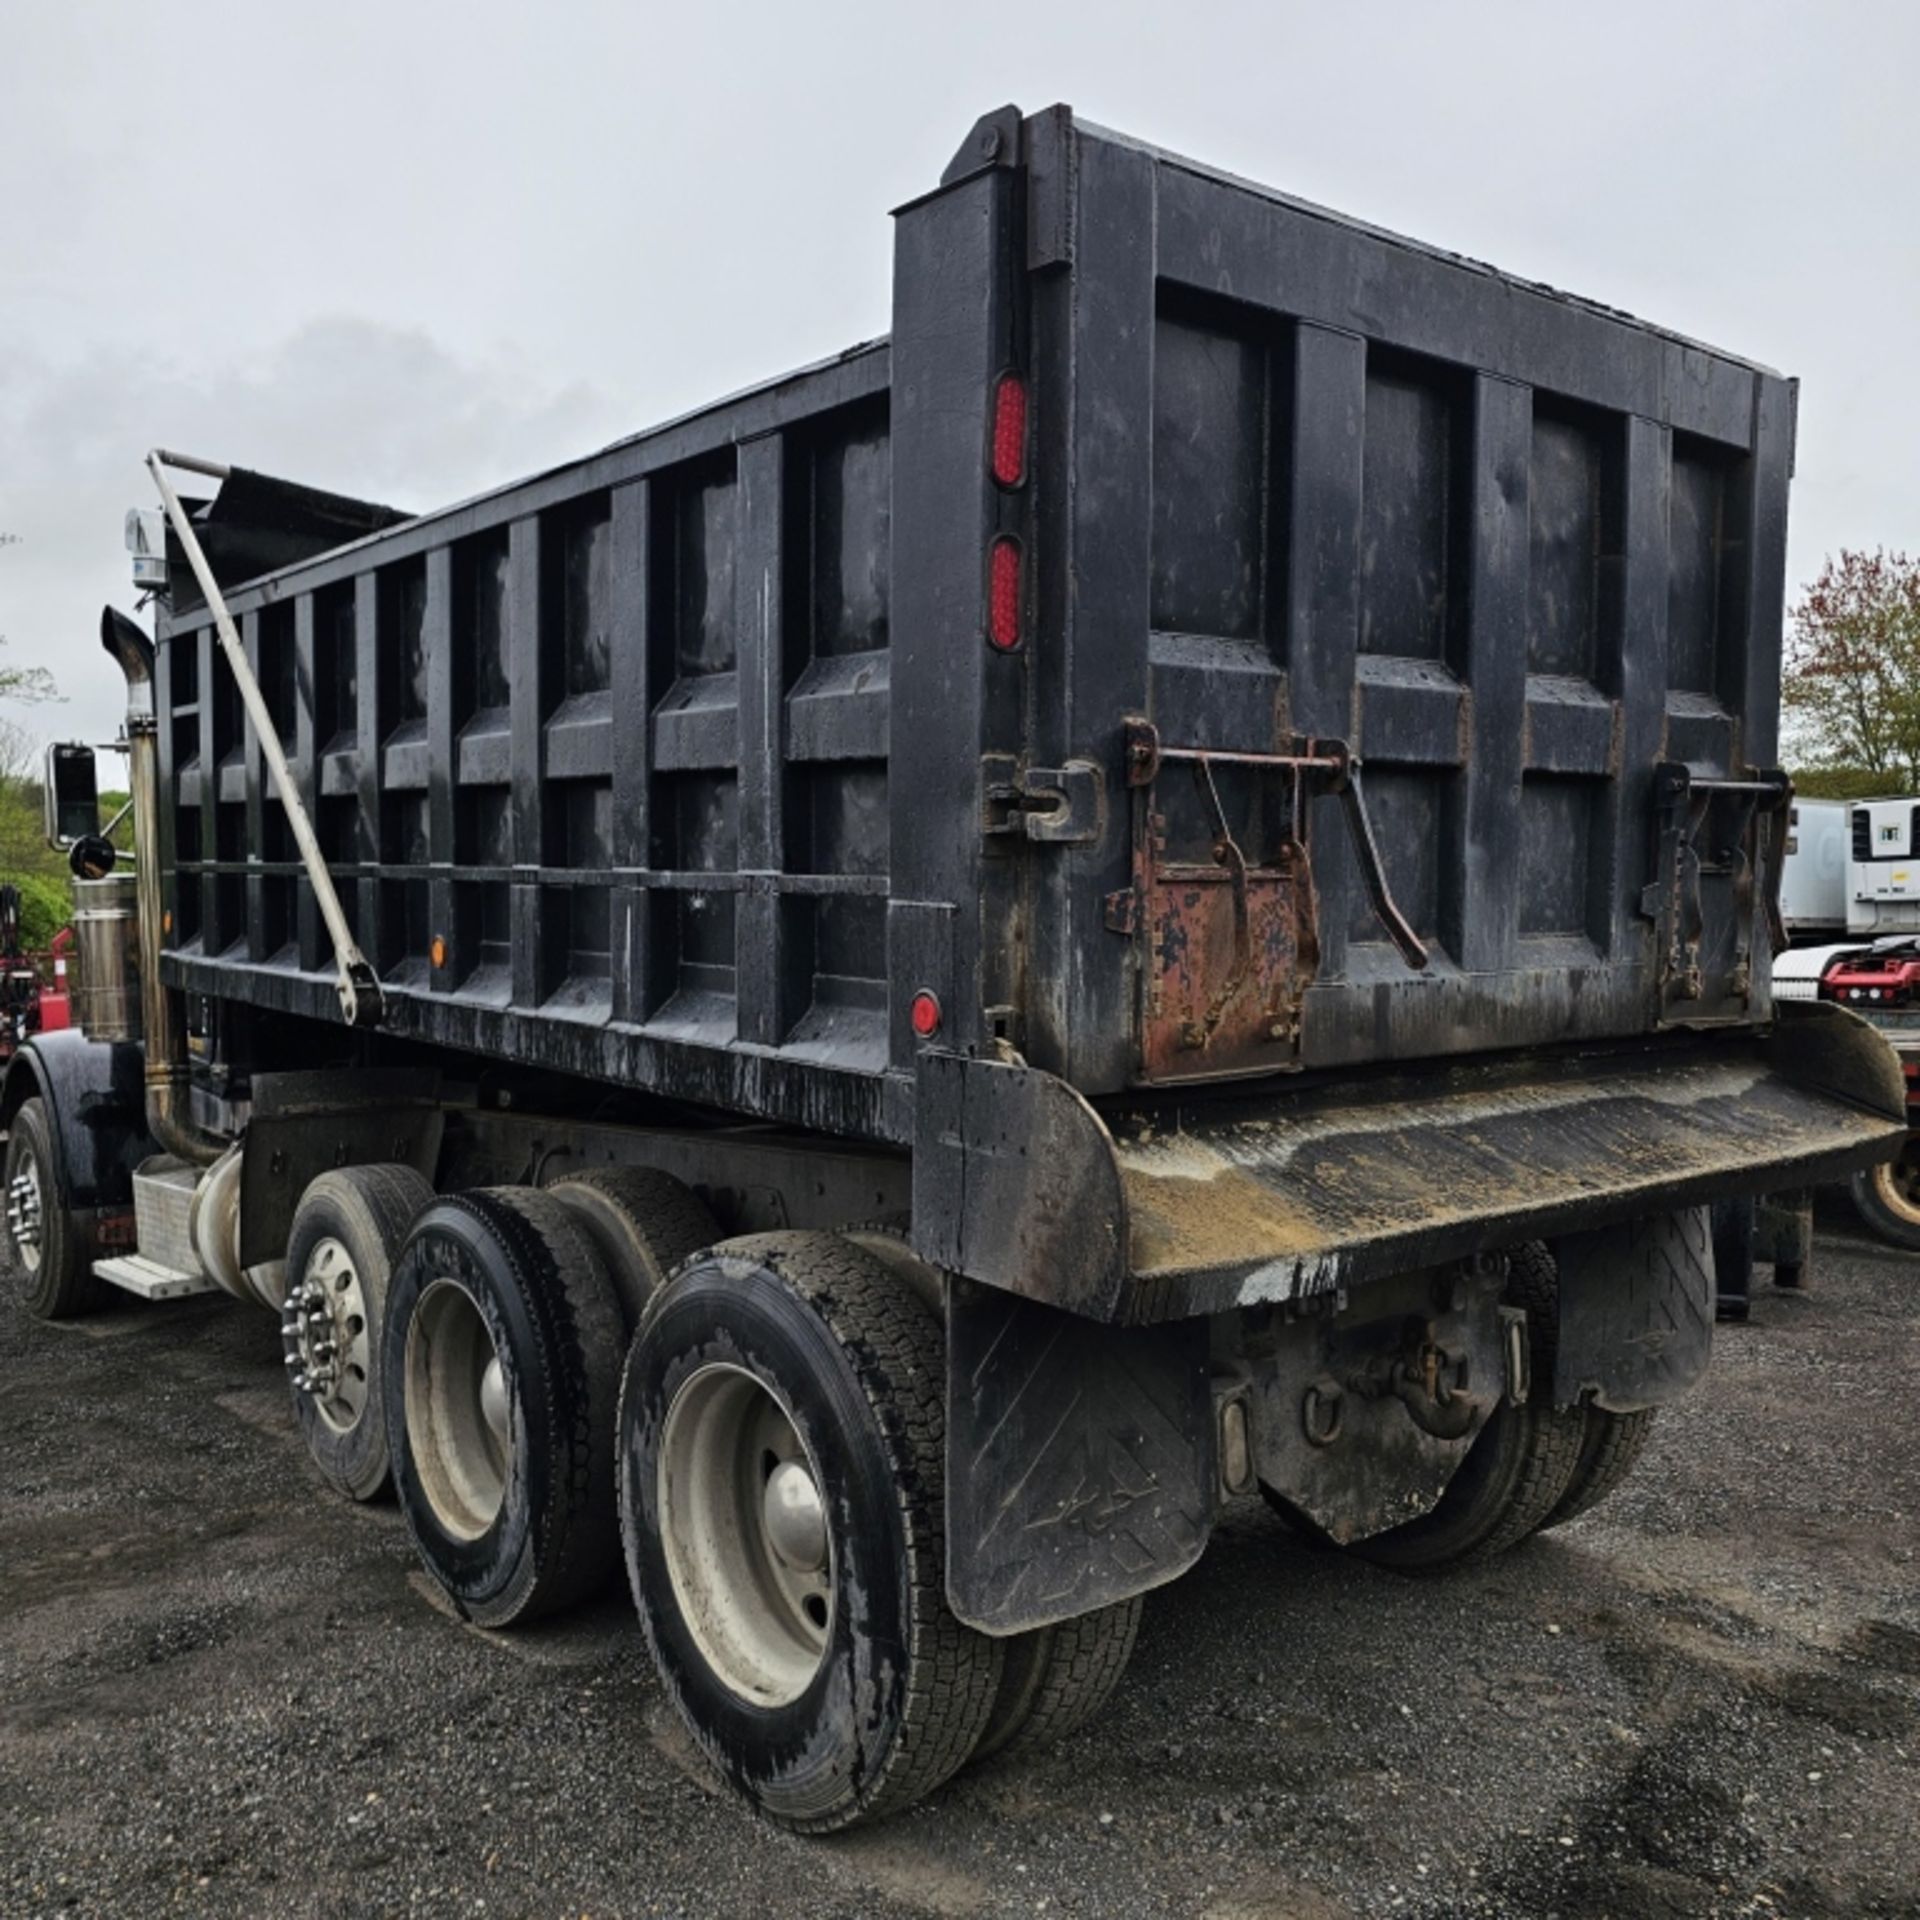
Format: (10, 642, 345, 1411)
(945, 1275, 1213, 1634)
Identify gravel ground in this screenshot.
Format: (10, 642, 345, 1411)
(3, 1209, 1917, 1920)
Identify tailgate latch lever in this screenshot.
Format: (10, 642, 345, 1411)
(981, 755, 1106, 846)
(1119, 720, 1429, 975)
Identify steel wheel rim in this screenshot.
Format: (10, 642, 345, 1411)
(658, 1363, 835, 1707)
(282, 1236, 373, 1434)
(1872, 1143, 1920, 1228)
(406, 1278, 512, 1540)
(7, 1157, 43, 1275)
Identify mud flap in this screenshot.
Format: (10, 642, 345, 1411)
(1551, 1207, 1714, 1413)
(944, 1275, 1213, 1635)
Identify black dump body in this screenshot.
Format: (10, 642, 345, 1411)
(149, 104, 1905, 1315)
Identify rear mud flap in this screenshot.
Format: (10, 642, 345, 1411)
(1552, 1208, 1715, 1413)
(945, 1276, 1213, 1635)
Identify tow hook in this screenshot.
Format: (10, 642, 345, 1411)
(1388, 1337, 1483, 1441)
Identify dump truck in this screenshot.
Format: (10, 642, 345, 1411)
(5, 103, 1907, 1832)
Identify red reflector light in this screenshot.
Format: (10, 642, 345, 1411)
(991, 374, 1028, 487)
(988, 537, 1022, 651)
(910, 990, 942, 1038)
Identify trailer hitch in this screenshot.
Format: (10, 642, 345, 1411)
(1111, 720, 1426, 1079)
(145, 451, 384, 1030)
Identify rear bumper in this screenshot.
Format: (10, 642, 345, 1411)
(914, 1001, 1907, 1324)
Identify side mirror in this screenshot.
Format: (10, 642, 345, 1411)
(70, 834, 117, 880)
(44, 742, 99, 850)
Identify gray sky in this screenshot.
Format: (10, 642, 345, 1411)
(3, 0, 1915, 757)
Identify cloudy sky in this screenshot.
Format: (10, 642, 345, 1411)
(3, 1, 1915, 755)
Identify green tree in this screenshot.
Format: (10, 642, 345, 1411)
(0, 536, 71, 940)
(1782, 548, 1920, 795)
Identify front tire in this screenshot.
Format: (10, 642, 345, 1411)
(620, 1232, 1001, 1832)
(1850, 1138, 1920, 1251)
(4, 1098, 100, 1319)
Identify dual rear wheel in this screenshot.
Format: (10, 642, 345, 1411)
(365, 1191, 1136, 1827)
(1342, 1242, 1654, 1570)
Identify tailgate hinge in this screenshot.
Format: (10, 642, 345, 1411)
(982, 754, 1106, 847)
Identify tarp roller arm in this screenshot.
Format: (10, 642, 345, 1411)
(145, 450, 384, 1030)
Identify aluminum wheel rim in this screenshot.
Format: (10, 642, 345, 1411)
(1872, 1144, 1920, 1228)
(284, 1236, 373, 1435)
(405, 1278, 512, 1541)
(658, 1363, 835, 1708)
(7, 1158, 43, 1275)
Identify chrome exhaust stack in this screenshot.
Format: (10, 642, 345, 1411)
(99, 605, 225, 1168)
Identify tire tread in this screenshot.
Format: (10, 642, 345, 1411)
(633, 1230, 1001, 1831)
(1542, 1407, 1655, 1530)
(462, 1187, 625, 1622)
(972, 1597, 1143, 1764)
(286, 1163, 433, 1501)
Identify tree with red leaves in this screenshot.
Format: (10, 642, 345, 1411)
(1782, 548, 1920, 796)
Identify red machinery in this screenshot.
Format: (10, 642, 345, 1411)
(1807, 937, 1920, 1247)
(0, 885, 71, 1061)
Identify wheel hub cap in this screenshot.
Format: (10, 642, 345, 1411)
(1875, 1145, 1920, 1227)
(658, 1364, 835, 1707)
(280, 1237, 372, 1434)
(763, 1459, 828, 1573)
(480, 1356, 510, 1446)
(7, 1165, 42, 1269)
(405, 1278, 512, 1541)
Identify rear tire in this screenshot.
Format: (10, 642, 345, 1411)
(282, 1165, 433, 1502)
(1540, 1408, 1655, 1530)
(388, 1188, 625, 1627)
(4, 1098, 100, 1319)
(620, 1231, 1001, 1832)
(1350, 1243, 1585, 1571)
(545, 1166, 718, 1333)
(1850, 1140, 1920, 1251)
(971, 1597, 1143, 1764)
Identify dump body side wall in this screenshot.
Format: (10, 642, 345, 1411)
(156, 344, 915, 1143)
